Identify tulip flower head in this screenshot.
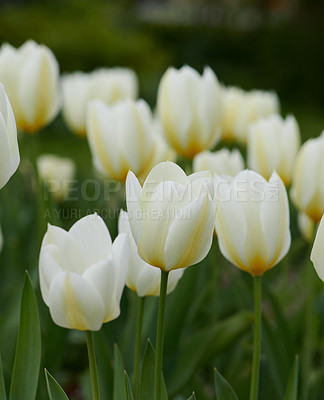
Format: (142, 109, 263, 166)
(39, 214, 129, 331)
(0, 83, 20, 190)
(0, 40, 61, 133)
(62, 68, 138, 137)
(118, 210, 184, 296)
(37, 154, 76, 201)
(298, 212, 315, 243)
(247, 114, 300, 185)
(126, 161, 217, 271)
(290, 132, 324, 223)
(87, 99, 155, 182)
(193, 148, 244, 177)
(157, 65, 222, 158)
(311, 215, 324, 282)
(215, 170, 291, 276)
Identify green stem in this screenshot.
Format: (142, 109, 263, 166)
(249, 276, 262, 400)
(86, 331, 100, 400)
(133, 296, 146, 398)
(154, 270, 169, 400)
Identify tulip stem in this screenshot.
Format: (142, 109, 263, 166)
(86, 331, 100, 400)
(133, 296, 146, 398)
(249, 276, 262, 400)
(154, 270, 169, 400)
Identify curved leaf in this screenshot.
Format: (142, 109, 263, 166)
(45, 369, 69, 400)
(214, 368, 239, 400)
(283, 356, 299, 400)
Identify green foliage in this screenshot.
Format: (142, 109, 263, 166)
(9, 271, 41, 400)
(0, 355, 7, 400)
(283, 356, 299, 400)
(214, 368, 239, 400)
(45, 369, 69, 400)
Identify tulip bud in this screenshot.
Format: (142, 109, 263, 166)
(0, 83, 20, 189)
(157, 66, 222, 158)
(39, 214, 129, 331)
(298, 212, 315, 243)
(290, 132, 324, 223)
(87, 99, 155, 182)
(311, 215, 324, 283)
(126, 161, 217, 271)
(215, 170, 291, 276)
(62, 68, 138, 137)
(193, 148, 244, 177)
(247, 114, 300, 185)
(118, 210, 184, 296)
(221, 86, 245, 142)
(37, 154, 76, 201)
(0, 40, 61, 133)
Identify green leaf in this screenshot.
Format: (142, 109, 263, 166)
(283, 356, 299, 400)
(45, 369, 69, 400)
(0, 355, 7, 400)
(124, 370, 134, 400)
(9, 271, 41, 400)
(113, 343, 127, 400)
(187, 392, 197, 400)
(214, 368, 239, 400)
(139, 339, 168, 400)
(168, 311, 252, 396)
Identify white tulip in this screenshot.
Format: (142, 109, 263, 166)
(298, 212, 315, 242)
(193, 148, 244, 177)
(157, 66, 222, 158)
(39, 214, 129, 331)
(37, 154, 76, 201)
(311, 215, 324, 282)
(0, 83, 20, 189)
(118, 210, 184, 296)
(215, 170, 291, 276)
(0, 40, 61, 133)
(290, 132, 324, 223)
(87, 99, 155, 181)
(62, 68, 138, 137)
(247, 114, 300, 185)
(126, 161, 217, 271)
(221, 86, 245, 142)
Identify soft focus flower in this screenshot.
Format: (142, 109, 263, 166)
(126, 161, 217, 271)
(118, 210, 184, 296)
(193, 148, 244, 177)
(247, 114, 300, 185)
(0, 40, 61, 133)
(215, 170, 291, 276)
(39, 214, 129, 331)
(87, 99, 154, 181)
(311, 215, 324, 282)
(138, 119, 177, 183)
(62, 68, 138, 137)
(157, 65, 222, 158)
(221, 86, 280, 144)
(298, 212, 315, 242)
(0, 83, 20, 189)
(290, 132, 324, 223)
(37, 154, 76, 201)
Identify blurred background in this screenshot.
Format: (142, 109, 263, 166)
(0, 0, 323, 137)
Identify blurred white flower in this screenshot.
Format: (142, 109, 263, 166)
(62, 68, 138, 137)
(157, 65, 222, 158)
(215, 170, 291, 276)
(87, 99, 155, 182)
(37, 154, 76, 201)
(193, 148, 244, 177)
(0, 40, 61, 133)
(126, 161, 217, 271)
(290, 132, 324, 223)
(221, 85, 280, 144)
(0, 83, 20, 190)
(311, 214, 324, 282)
(118, 210, 184, 296)
(298, 212, 315, 242)
(39, 214, 129, 331)
(247, 114, 300, 185)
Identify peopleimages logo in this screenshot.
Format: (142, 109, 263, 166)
(42, 176, 280, 205)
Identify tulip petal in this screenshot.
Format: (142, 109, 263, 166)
(164, 191, 216, 270)
(126, 171, 143, 245)
(69, 213, 112, 266)
(48, 272, 105, 331)
(311, 215, 324, 282)
(39, 244, 62, 305)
